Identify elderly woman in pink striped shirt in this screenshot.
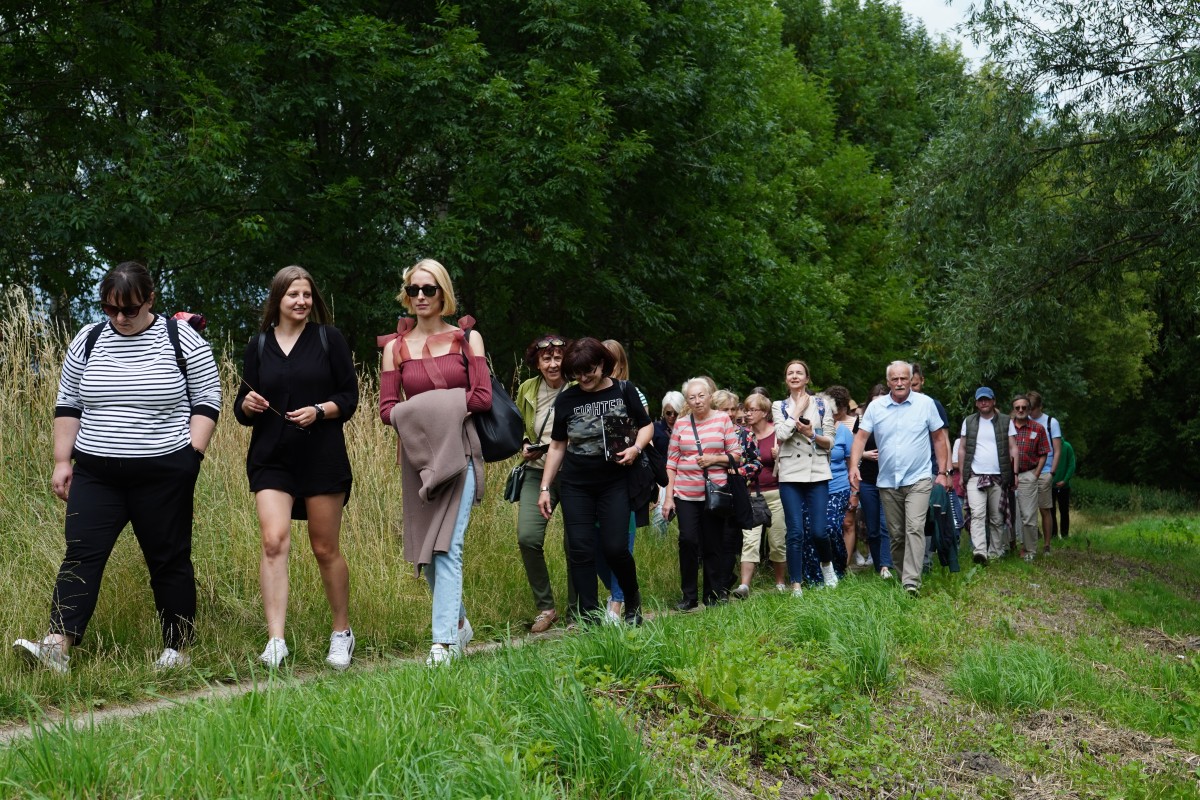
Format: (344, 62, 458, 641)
(661, 377, 742, 611)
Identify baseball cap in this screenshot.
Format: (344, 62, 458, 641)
(974, 386, 995, 401)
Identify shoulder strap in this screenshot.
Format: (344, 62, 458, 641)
(256, 331, 267, 364)
(689, 415, 710, 478)
(318, 323, 329, 355)
(535, 384, 564, 440)
(166, 317, 192, 408)
(815, 396, 825, 420)
(83, 321, 106, 362)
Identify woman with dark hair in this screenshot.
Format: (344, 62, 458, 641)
(514, 333, 571, 633)
(856, 384, 894, 579)
(661, 378, 743, 610)
(14, 261, 222, 672)
(772, 360, 838, 595)
(235, 266, 359, 670)
(379, 258, 492, 666)
(822, 385, 856, 578)
(538, 337, 652, 625)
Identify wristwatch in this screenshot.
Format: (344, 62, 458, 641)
(540, 486, 550, 493)
(313, 403, 325, 421)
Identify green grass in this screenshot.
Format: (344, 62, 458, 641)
(948, 641, 1087, 711)
(1072, 476, 1199, 516)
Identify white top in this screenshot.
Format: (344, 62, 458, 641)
(961, 415, 1002, 475)
(55, 316, 222, 457)
(1028, 412, 1061, 473)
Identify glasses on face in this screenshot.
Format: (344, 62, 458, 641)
(100, 300, 146, 318)
(404, 284, 439, 298)
(663, 410, 678, 418)
(535, 337, 566, 350)
(746, 407, 765, 415)
(574, 364, 602, 380)
(1012, 404, 1029, 411)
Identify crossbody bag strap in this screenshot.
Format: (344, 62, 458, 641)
(689, 415, 710, 480)
(535, 384, 563, 441)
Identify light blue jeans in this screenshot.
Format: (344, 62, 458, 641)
(426, 462, 473, 645)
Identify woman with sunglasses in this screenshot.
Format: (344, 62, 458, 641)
(14, 261, 221, 673)
(234, 266, 359, 671)
(379, 259, 492, 666)
(649, 391, 685, 534)
(514, 333, 572, 633)
(537, 337, 652, 626)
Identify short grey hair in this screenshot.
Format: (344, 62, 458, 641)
(885, 360, 913, 380)
(661, 391, 685, 415)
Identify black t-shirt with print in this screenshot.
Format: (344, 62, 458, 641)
(551, 379, 651, 487)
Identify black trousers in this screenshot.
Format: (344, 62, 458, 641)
(51, 446, 202, 650)
(676, 499, 734, 606)
(560, 478, 640, 619)
(1052, 484, 1071, 538)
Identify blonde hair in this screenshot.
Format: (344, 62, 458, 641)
(744, 392, 771, 413)
(711, 389, 739, 412)
(682, 375, 717, 395)
(397, 258, 458, 316)
(602, 339, 630, 380)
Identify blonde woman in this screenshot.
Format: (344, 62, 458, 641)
(378, 259, 492, 666)
(737, 391, 788, 593)
(662, 378, 742, 609)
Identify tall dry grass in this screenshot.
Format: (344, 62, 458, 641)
(0, 291, 679, 717)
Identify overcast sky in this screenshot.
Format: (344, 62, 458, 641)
(894, 0, 988, 63)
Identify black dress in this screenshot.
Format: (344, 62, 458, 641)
(234, 323, 358, 519)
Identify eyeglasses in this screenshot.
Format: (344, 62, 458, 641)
(100, 300, 146, 318)
(404, 284, 439, 298)
(663, 410, 678, 417)
(1012, 404, 1029, 411)
(535, 337, 566, 350)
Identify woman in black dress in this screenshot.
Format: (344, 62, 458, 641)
(235, 266, 359, 670)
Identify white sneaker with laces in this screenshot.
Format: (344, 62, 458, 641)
(879, 566, 893, 580)
(821, 562, 840, 589)
(13, 638, 69, 674)
(325, 629, 354, 671)
(775, 583, 788, 593)
(258, 637, 289, 668)
(154, 647, 190, 670)
(854, 552, 866, 567)
(426, 643, 455, 667)
(791, 583, 804, 598)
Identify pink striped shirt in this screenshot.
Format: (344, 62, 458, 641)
(667, 412, 742, 501)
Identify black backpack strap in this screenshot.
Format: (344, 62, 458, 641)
(318, 323, 329, 355)
(166, 316, 192, 408)
(257, 331, 267, 364)
(83, 321, 106, 362)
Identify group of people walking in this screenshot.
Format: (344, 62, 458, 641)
(13, 259, 1075, 675)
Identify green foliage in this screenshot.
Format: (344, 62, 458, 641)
(1071, 478, 1200, 515)
(949, 641, 1085, 711)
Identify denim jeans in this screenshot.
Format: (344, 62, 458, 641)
(857, 482, 893, 569)
(426, 462, 473, 645)
(779, 480, 831, 585)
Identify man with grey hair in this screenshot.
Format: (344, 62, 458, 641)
(849, 361, 951, 596)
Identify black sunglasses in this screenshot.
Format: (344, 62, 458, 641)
(535, 337, 566, 349)
(100, 301, 146, 318)
(404, 284, 439, 298)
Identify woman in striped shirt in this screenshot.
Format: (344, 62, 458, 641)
(661, 378, 742, 610)
(13, 261, 221, 673)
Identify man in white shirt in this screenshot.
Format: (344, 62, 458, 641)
(849, 361, 951, 596)
(958, 387, 1013, 563)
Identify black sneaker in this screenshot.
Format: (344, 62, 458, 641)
(972, 553, 987, 566)
(675, 600, 699, 613)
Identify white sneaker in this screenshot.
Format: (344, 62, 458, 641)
(325, 629, 354, 671)
(733, 584, 750, 599)
(864, 554, 874, 566)
(854, 552, 866, 567)
(821, 562, 840, 589)
(879, 566, 893, 580)
(13, 638, 69, 674)
(775, 583, 788, 593)
(154, 647, 190, 670)
(450, 618, 473, 658)
(258, 637, 289, 668)
(791, 583, 804, 598)
(426, 643, 455, 667)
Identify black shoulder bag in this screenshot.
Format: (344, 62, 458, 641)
(690, 415, 733, 515)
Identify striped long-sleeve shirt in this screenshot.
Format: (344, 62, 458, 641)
(55, 316, 222, 457)
(667, 412, 742, 502)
